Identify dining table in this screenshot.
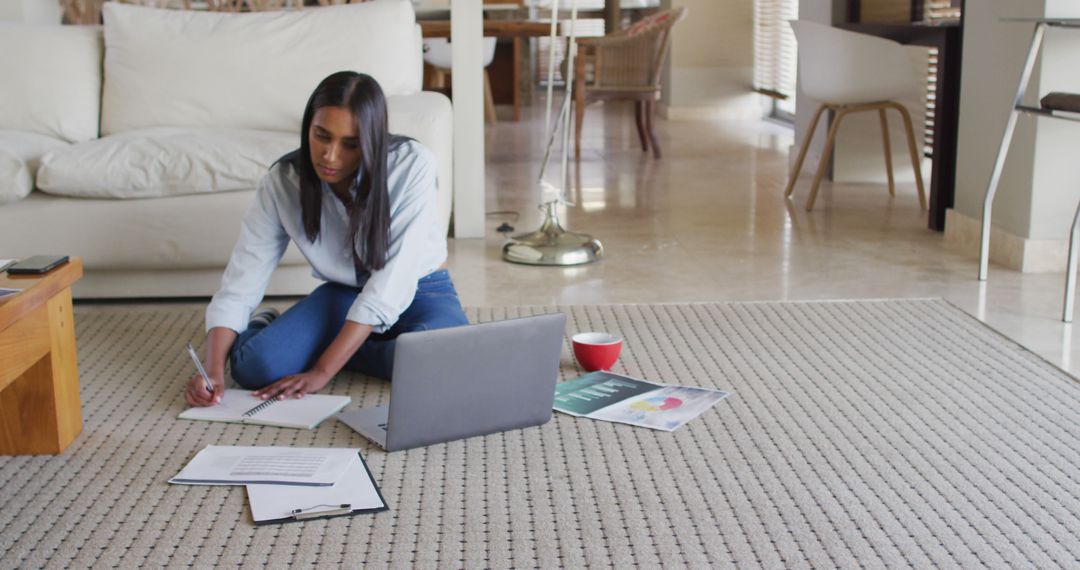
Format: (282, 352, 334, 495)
(419, 18, 604, 121)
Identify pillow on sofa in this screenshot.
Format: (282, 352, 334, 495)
(0, 152, 32, 205)
(36, 128, 297, 199)
(0, 24, 102, 143)
(101, 2, 423, 136)
(0, 130, 71, 204)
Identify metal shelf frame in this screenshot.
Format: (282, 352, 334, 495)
(977, 18, 1080, 322)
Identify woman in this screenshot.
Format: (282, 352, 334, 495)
(185, 71, 467, 407)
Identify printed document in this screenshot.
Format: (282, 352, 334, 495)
(246, 453, 388, 524)
(169, 446, 357, 486)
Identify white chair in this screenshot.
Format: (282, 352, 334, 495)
(424, 37, 499, 124)
(785, 20, 927, 211)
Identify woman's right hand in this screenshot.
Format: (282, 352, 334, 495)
(185, 327, 238, 407)
(185, 371, 225, 407)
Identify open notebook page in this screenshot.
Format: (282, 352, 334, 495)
(178, 389, 264, 422)
(250, 393, 351, 429)
(178, 389, 350, 429)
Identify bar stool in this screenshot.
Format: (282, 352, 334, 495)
(976, 18, 1080, 322)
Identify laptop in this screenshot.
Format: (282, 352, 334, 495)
(338, 313, 567, 451)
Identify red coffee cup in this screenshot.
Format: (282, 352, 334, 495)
(572, 332, 623, 372)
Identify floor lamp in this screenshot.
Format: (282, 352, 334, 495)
(502, 0, 603, 266)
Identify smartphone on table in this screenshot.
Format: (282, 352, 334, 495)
(7, 255, 69, 275)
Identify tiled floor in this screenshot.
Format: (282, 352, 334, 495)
(450, 98, 1080, 373)
(79, 97, 1080, 374)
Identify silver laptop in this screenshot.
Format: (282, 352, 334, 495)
(338, 313, 566, 451)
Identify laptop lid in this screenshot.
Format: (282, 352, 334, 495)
(384, 313, 567, 451)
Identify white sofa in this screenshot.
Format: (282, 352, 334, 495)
(0, 1, 453, 298)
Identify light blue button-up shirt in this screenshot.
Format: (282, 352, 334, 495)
(206, 139, 446, 334)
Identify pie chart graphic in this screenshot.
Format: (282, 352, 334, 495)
(630, 396, 683, 413)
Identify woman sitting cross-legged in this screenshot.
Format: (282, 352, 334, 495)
(184, 71, 467, 407)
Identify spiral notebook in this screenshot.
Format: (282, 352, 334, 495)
(178, 389, 351, 429)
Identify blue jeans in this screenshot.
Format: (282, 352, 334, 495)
(229, 269, 468, 387)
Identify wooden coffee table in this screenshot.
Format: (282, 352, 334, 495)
(0, 257, 83, 455)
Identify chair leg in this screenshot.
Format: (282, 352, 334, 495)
(1065, 200, 1080, 322)
(645, 100, 661, 159)
(573, 99, 586, 161)
(634, 101, 650, 151)
(483, 70, 497, 125)
(891, 102, 927, 210)
(785, 103, 828, 198)
(806, 107, 849, 211)
(878, 108, 895, 196)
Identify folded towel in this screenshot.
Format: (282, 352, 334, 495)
(1040, 92, 1080, 113)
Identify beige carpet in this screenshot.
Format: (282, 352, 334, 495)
(2, 300, 1079, 568)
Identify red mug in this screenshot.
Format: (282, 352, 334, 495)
(572, 332, 623, 372)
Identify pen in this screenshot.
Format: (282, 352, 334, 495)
(186, 343, 215, 394)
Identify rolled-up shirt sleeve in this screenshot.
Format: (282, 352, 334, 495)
(346, 145, 439, 333)
(205, 174, 290, 333)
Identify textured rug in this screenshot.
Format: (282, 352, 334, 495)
(1, 300, 1079, 569)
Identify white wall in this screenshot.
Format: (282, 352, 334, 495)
(0, 0, 62, 24)
(660, 0, 763, 120)
(450, 0, 486, 238)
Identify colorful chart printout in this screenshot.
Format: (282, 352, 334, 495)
(553, 371, 730, 431)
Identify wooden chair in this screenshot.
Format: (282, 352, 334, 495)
(423, 37, 500, 125)
(572, 6, 687, 159)
(61, 0, 191, 24)
(206, 0, 297, 11)
(59, 0, 104, 24)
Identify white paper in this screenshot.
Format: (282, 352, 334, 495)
(246, 453, 385, 523)
(0, 288, 20, 299)
(170, 445, 357, 486)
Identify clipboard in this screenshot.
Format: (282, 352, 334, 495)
(246, 451, 389, 525)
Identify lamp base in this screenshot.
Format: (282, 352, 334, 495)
(502, 203, 603, 266)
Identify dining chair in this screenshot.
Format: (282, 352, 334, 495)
(205, 0, 291, 11)
(116, 0, 190, 8)
(785, 20, 927, 211)
(59, 0, 103, 23)
(60, 0, 190, 24)
(423, 37, 500, 125)
(571, 6, 687, 159)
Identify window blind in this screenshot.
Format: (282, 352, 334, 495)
(752, 0, 799, 103)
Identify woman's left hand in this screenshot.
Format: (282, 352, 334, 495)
(254, 370, 333, 400)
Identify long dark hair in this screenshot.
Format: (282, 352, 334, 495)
(290, 71, 395, 272)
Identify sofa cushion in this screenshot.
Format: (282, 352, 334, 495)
(0, 23, 103, 143)
(101, 2, 423, 136)
(37, 128, 297, 199)
(0, 152, 31, 206)
(0, 190, 310, 270)
(0, 130, 70, 204)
